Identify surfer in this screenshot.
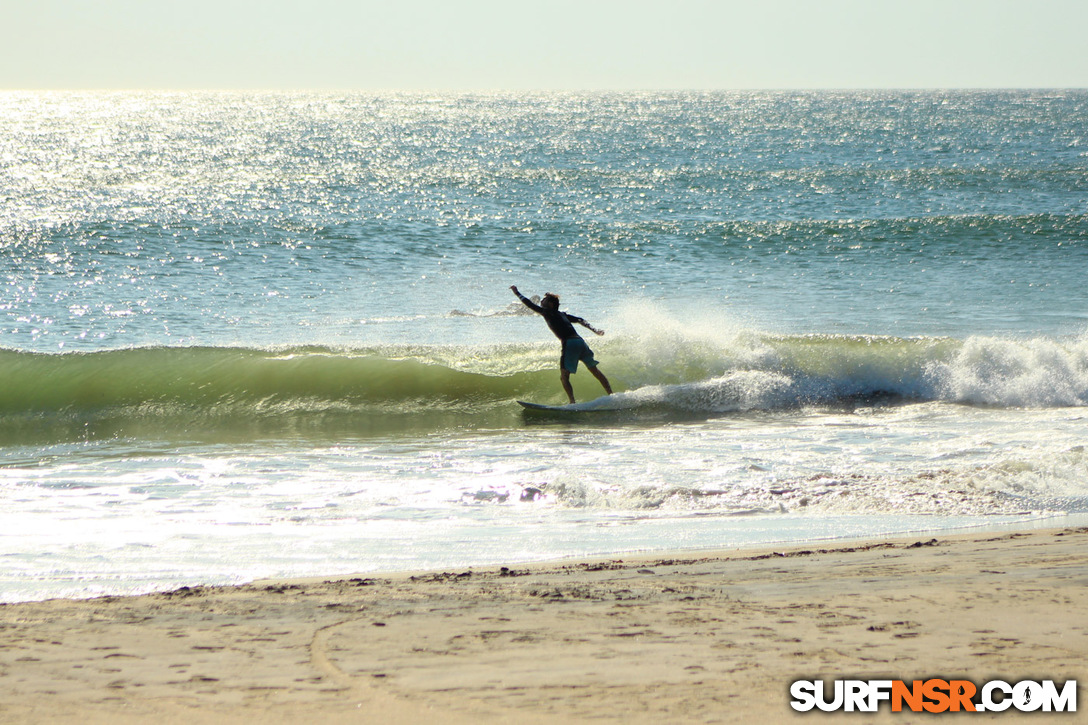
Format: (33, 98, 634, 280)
(511, 286, 613, 404)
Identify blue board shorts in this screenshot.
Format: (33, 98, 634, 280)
(561, 337, 598, 373)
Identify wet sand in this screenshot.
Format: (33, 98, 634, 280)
(2, 526, 1087, 723)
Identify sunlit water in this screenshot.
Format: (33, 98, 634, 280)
(1, 91, 1086, 601)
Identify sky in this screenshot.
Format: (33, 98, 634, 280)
(2, 0, 1086, 90)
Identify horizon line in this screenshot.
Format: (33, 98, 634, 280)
(3, 86, 1087, 93)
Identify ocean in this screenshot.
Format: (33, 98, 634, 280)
(2, 90, 1087, 602)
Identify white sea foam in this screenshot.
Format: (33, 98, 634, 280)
(932, 334, 1088, 407)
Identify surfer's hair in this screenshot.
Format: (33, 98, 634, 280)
(542, 293, 560, 308)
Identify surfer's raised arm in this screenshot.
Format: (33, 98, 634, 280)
(511, 285, 544, 314)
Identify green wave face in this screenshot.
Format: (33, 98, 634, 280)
(1, 332, 1085, 444)
(0, 345, 553, 443)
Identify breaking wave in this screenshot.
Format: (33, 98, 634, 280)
(0, 329, 1085, 442)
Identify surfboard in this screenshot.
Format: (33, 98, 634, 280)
(517, 397, 615, 413)
(517, 400, 578, 412)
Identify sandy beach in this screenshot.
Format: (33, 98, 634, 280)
(1, 525, 1086, 724)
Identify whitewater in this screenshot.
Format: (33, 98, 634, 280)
(2, 90, 1087, 602)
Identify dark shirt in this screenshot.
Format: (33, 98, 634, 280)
(516, 294, 586, 341)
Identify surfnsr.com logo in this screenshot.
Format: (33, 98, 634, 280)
(790, 679, 1077, 713)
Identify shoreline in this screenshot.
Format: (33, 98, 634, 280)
(2, 524, 1087, 723)
(4, 510, 1075, 606)
(253, 509, 1082, 588)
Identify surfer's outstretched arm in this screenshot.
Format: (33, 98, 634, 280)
(579, 320, 605, 336)
(510, 285, 544, 314)
(568, 315, 604, 336)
